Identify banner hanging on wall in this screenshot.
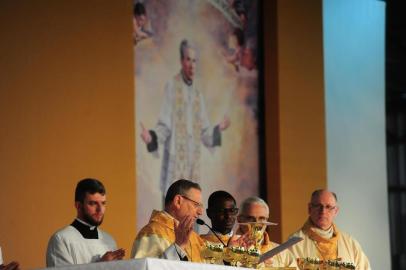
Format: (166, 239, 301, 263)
(133, 0, 261, 229)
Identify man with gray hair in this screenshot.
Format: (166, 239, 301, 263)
(289, 189, 370, 269)
(237, 196, 297, 268)
(140, 39, 230, 200)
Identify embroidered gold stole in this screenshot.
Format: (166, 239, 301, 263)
(137, 210, 204, 262)
(173, 74, 201, 181)
(302, 219, 340, 260)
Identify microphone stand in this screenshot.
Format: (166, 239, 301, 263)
(196, 218, 228, 247)
(196, 218, 231, 266)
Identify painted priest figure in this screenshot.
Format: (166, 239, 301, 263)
(140, 39, 230, 199)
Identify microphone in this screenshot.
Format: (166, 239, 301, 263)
(196, 218, 227, 247)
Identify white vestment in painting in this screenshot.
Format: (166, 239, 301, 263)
(147, 73, 221, 193)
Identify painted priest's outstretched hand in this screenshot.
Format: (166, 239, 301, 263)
(99, 248, 125, 261)
(174, 215, 195, 250)
(140, 122, 152, 144)
(219, 115, 230, 131)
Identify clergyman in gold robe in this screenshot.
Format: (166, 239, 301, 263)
(289, 189, 371, 269)
(131, 179, 205, 262)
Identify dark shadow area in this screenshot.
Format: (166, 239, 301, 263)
(386, 0, 406, 269)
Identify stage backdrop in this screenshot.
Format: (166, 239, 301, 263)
(133, 0, 261, 229)
(324, 0, 390, 269)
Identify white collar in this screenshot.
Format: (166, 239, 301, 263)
(312, 225, 334, 239)
(181, 70, 193, 86)
(75, 218, 97, 230)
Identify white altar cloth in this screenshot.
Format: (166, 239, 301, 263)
(37, 257, 251, 270)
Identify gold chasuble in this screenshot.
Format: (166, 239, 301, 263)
(289, 219, 371, 269)
(200, 233, 231, 246)
(302, 219, 339, 260)
(132, 210, 204, 262)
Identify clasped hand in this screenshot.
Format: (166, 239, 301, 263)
(100, 248, 125, 261)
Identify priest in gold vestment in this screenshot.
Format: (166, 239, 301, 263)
(237, 197, 298, 268)
(289, 189, 371, 270)
(131, 179, 205, 262)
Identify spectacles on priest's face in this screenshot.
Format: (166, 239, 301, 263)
(310, 203, 337, 212)
(181, 195, 204, 209)
(239, 215, 268, 223)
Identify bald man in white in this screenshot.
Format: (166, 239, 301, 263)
(289, 189, 370, 269)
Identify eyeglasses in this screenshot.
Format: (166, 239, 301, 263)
(213, 208, 239, 216)
(310, 204, 337, 212)
(239, 215, 268, 223)
(181, 195, 204, 209)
